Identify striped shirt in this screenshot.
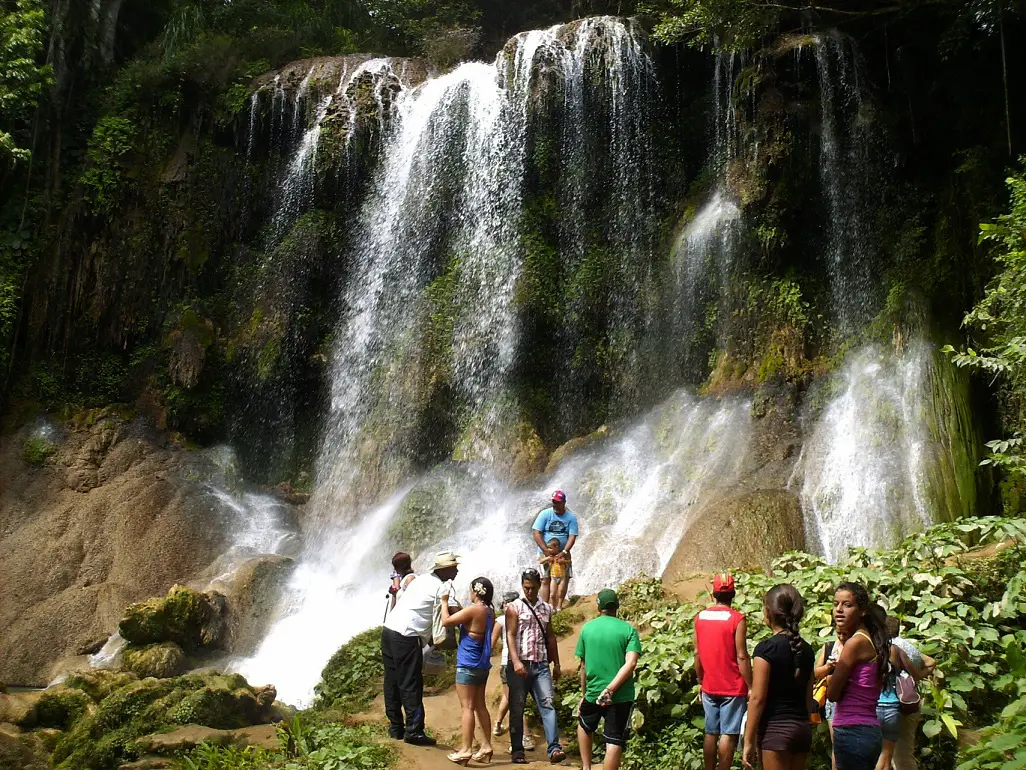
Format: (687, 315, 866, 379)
(512, 597, 553, 663)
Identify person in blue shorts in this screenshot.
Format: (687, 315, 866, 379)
(532, 490, 579, 605)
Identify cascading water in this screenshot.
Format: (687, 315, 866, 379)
(239, 387, 754, 705)
(235, 19, 736, 706)
(795, 341, 978, 562)
(792, 35, 977, 559)
(814, 33, 880, 338)
(671, 51, 743, 370)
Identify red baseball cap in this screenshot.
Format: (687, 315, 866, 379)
(551, 490, 567, 503)
(712, 573, 735, 592)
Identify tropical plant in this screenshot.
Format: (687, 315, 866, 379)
(945, 161, 1026, 478)
(614, 517, 1026, 770)
(0, 0, 52, 165)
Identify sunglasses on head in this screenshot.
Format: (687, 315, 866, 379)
(521, 569, 541, 581)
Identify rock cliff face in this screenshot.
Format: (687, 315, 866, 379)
(0, 415, 235, 685)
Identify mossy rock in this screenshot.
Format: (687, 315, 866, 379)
(118, 585, 226, 652)
(123, 643, 187, 679)
(50, 672, 277, 770)
(0, 732, 49, 770)
(34, 688, 91, 730)
(313, 627, 383, 712)
(63, 670, 139, 703)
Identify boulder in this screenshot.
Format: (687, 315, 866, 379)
(0, 731, 48, 770)
(0, 691, 42, 728)
(123, 643, 187, 679)
(135, 721, 280, 755)
(664, 489, 805, 578)
(119, 585, 226, 652)
(0, 416, 234, 685)
(209, 555, 296, 655)
(135, 724, 233, 753)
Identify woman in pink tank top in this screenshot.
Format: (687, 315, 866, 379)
(826, 583, 889, 770)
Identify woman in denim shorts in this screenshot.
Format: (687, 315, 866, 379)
(442, 577, 496, 765)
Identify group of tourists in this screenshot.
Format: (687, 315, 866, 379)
(697, 575, 937, 770)
(380, 489, 936, 770)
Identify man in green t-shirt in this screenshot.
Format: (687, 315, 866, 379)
(574, 589, 642, 770)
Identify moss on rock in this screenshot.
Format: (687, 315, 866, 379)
(50, 672, 279, 770)
(118, 585, 226, 652)
(313, 626, 383, 713)
(34, 688, 91, 730)
(123, 642, 187, 679)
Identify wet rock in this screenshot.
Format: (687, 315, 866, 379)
(545, 425, 611, 474)
(0, 731, 48, 770)
(118, 757, 173, 770)
(119, 585, 227, 653)
(665, 489, 805, 577)
(0, 689, 54, 729)
(135, 724, 232, 753)
(123, 642, 187, 679)
(210, 555, 296, 656)
(0, 417, 232, 686)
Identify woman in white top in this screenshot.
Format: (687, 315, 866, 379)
(490, 592, 533, 749)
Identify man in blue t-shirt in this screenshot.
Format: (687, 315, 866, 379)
(532, 490, 579, 606)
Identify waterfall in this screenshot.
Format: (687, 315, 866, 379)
(671, 51, 743, 372)
(238, 388, 754, 706)
(795, 341, 978, 562)
(234, 18, 688, 705)
(814, 33, 879, 337)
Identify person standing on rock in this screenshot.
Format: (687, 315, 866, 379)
(695, 572, 752, 770)
(575, 589, 642, 770)
(382, 551, 460, 746)
(532, 490, 578, 606)
(506, 568, 565, 765)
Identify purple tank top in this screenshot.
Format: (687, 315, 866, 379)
(833, 659, 882, 727)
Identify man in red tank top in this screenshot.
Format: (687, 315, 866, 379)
(694, 573, 752, 770)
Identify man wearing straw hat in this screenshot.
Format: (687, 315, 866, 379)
(382, 550, 460, 745)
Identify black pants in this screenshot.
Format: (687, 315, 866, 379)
(381, 627, 425, 737)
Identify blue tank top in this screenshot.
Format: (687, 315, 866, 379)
(456, 609, 493, 669)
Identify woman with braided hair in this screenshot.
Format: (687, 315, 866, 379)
(441, 577, 496, 765)
(742, 584, 816, 770)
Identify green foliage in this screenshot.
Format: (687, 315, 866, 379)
(955, 642, 1026, 770)
(22, 435, 56, 465)
(174, 717, 394, 770)
(52, 672, 277, 770)
(620, 516, 1026, 770)
(550, 609, 584, 638)
(0, 0, 52, 164)
(615, 575, 675, 624)
(80, 116, 139, 214)
(313, 627, 384, 712)
(945, 161, 1026, 480)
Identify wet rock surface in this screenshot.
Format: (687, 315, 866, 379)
(0, 416, 231, 685)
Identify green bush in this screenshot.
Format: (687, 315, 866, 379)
(313, 627, 383, 712)
(620, 516, 1026, 770)
(616, 575, 675, 624)
(550, 609, 584, 638)
(173, 717, 395, 770)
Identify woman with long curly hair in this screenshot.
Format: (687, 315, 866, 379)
(742, 584, 816, 770)
(826, 583, 890, 770)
